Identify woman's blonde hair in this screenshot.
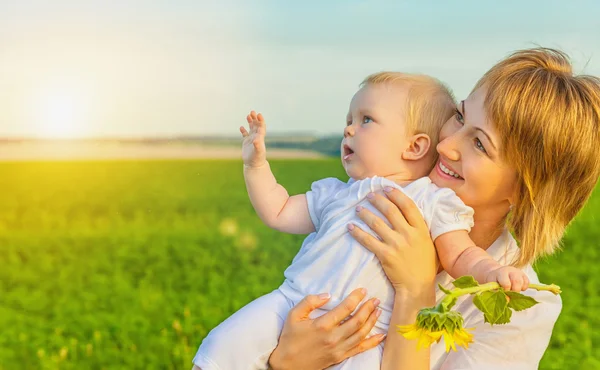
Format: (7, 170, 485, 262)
(361, 72, 455, 147)
(475, 48, 600, 267)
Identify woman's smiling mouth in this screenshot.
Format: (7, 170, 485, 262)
(437, 160, 464, 180)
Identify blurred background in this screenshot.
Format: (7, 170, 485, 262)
(0, 1, 598, 369)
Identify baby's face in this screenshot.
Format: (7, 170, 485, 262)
(341, 83, 411, 179)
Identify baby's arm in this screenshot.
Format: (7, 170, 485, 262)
(435, 231, 529, 291)
(241, 111, 315, 234)
(244, 164, 314, 234)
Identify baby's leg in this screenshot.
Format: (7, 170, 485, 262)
(192, 289, 293, 370)
(326, 341, 383, 370)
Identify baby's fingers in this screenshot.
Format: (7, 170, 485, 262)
(508, 271, 526, 292)
(240, 126, 249, 137)
(247, 112, 255, 130)
(495, 272, 512, 291)
(255, 112, 267, 135)
(523, 274, 530, 290)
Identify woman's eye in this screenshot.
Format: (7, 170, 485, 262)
(454, 109, 464, 124)
(362, 116, 373, 124)
(475, 138, 487, 154)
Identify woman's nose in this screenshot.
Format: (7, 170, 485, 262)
(344, 124, 355, 138)
(436, 136, 461, 161)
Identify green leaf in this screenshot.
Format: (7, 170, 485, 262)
(505, 291, 540, 311)
(472, 290, 509, 325)
(472, 293, 486, 318)
(438, 283, 452, 294)
(452, 276, 479, 289)
(495, 304, 513, 324)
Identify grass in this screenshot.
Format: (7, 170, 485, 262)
(0, 159, 597, 369)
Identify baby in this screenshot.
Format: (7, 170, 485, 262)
(193, 72, 529, 370)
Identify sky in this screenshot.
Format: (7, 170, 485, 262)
(1, 0, 599, 138)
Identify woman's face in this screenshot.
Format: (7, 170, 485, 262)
(429, 87, 518, 213)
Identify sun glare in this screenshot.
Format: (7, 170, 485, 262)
(34, 86, 90, 138)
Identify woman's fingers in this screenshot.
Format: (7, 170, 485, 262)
(358, 201, 408, 244)
(313, 288, 366, 330)
(288, 293, 331, 321)
(383, 187, 427, 229)
(347, 223, 387, 261)
(342, 304, 382, 348)
(338, 298, 380, 339)
(344, 333, 386, 360)
(365, 192, 409, 232)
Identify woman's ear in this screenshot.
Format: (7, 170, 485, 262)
(401, 134, 431, 161)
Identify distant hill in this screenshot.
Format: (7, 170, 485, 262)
(0, 134, 343, 157)
(266, 135, 341, 157)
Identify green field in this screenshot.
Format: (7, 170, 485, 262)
(0, 160, 598, 369)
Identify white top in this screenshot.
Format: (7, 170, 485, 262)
(278, 176, 474, 333)
(431, 229, 562, 369)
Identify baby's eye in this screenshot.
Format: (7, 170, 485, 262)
(362, 116, 373, 124)
(346, 120, 352, 126)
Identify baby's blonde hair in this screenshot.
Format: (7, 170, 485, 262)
(475, 48, 600, 267)
(360, 72, 455, 148)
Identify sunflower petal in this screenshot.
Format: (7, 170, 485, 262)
(443, 330, 458, 352)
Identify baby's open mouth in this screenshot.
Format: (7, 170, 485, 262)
(343, 145, 354, 160)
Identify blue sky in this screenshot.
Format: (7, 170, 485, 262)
(1, 0, 599, 138)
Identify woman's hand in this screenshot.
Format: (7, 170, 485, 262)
(268, 288, 385, 370)
(348, 188, 437, 297)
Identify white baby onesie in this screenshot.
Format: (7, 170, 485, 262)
(194, 176, 474, 370)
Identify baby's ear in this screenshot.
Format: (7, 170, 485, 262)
(401, 134, 431, 161)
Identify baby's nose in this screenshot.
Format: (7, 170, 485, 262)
(344, 124, 355, 138)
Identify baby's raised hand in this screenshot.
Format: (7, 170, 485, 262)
(485, 266, 530, 292)
(240, 110, 267, 168)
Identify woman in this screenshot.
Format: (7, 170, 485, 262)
(267, 48, 600, 369)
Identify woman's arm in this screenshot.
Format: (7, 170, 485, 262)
(268, 288, 385, 370)
(381, 289, 436, 369)
(348, 188, 438, 370)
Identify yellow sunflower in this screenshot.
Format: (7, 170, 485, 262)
(397, 307, 474, 352)
(397, 324, 473, 352)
